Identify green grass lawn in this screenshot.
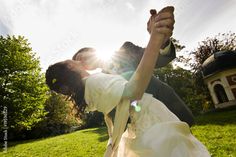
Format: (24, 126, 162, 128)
(191, 109, 236, 157)
(1, 109, 236, 157)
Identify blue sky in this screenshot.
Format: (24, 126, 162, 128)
(0, 0, 236, 70)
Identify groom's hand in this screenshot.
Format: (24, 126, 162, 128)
(147, 6, 175, 48)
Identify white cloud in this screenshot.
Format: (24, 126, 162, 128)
(125, 2, 136, 11)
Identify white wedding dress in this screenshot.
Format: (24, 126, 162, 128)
(84, 73, 210, 157)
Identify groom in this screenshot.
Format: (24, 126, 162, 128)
(72, 9, 194, 126)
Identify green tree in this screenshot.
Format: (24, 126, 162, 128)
(155, 64, 203, 114)
(191, 32, 236, 70)
(0, 35, 48, 136)
(27, 93, 80, 138)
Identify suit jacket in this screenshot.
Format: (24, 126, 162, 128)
(112, 41, 176, 73)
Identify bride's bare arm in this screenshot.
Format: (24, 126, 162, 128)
(122, 6, 174, 100)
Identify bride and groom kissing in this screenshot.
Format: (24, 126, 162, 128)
(46, 6, 210, 157)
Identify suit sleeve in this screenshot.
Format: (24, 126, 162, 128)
(115, 41, 176, 72)
(133, 41, 176, 69)
(155, 41, 176, 68)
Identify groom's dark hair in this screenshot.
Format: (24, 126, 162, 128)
(72, 47, 95, 60)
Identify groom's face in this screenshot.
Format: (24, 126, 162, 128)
(74, 50, 100, 70)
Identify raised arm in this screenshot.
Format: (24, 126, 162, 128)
(123, 6, 175, 100)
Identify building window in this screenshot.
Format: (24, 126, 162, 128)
(232, 76, 236, 83)
(226, 74, 236, 85)
(214, 84, 229, 103)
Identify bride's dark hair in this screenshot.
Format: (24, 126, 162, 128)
(45, 61, 87, 113)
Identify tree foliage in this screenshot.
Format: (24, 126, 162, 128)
(25, 93, 80, 139)
(191, 32, 236, 70)
(155, 64, 204, 114)
(0, 35, 48, 134)
(44, 93, 79, 127)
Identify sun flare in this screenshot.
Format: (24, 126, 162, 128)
(95, 48, 115, 62)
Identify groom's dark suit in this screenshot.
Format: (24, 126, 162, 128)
(112, 41, 195, 126)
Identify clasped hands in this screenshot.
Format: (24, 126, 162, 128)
(147, 6, 175, 48)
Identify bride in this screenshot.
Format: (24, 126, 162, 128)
(45, 6, 210, 157)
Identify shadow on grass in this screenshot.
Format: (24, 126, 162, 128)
(5, 130, 75, 149)
(195, 108, 236, 125)
(81, 127, 109, 142)
(5, 127, 109, 151)
(4, 137, 45, 150)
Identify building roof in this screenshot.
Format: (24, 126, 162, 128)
(202, 50, 236, 78)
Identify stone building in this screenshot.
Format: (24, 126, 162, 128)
(202, 50, 236, 108)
